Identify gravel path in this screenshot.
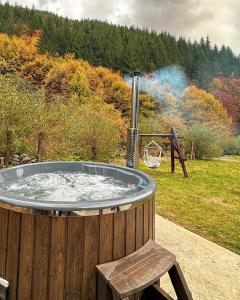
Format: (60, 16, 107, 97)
(155, 215, 240, 300)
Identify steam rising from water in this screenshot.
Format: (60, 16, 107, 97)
(0, 172, 138, 202)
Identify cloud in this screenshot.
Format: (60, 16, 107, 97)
(125, 0, 240, 54)
(2, 0, 240, 54)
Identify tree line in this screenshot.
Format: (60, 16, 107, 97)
(0, 2, 240, 89)
(1, 31, 238, 162)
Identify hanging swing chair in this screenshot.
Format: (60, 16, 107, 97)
(143, 140, 162, 169)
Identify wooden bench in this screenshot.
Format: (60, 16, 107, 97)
(96, 240, 192, 300)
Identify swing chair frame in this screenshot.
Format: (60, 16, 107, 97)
(139, 127, 188, 177)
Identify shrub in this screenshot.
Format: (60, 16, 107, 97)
(0, 76, 43, 164)
(221, 137, 240, 155)
(183, 124, 223, 159)
(58, 97, 126, 162)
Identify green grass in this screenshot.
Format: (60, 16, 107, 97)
(137, 158, 240, 254)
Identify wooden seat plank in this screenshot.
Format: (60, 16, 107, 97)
(96, 240, 176, 298)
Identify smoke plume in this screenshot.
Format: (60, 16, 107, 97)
(125, 65, 188, 115)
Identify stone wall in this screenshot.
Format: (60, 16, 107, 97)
(0, 153, 37, 167)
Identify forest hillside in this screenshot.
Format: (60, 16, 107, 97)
(1, 3, 240, 89)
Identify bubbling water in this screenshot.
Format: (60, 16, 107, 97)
(0, 172, 139, 202)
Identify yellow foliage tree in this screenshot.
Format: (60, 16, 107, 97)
(182, 86, 232, 134)
(44, 55, 91, 100)
(0, 31, 40, 73)
(21, 54, 54, 86)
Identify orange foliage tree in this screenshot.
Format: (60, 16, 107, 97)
(0, 31, 41, 73)
(182, 86, 232, 135)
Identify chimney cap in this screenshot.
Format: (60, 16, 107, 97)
(130, 71, 144, 77)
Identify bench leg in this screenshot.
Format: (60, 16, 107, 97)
(97, 275, 112, 300)
(168, 262, 193, 300)
(142, 284, 174, 300)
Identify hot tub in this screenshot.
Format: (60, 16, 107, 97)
(0, 162, 156, 300)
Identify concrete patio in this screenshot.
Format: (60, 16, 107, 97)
(155, 215, 240, 300)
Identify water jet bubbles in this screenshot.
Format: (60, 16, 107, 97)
(0, 172, 138, 202)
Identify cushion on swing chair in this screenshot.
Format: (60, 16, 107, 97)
(144, 156, 161, 168)
(143, 140, 162, 169)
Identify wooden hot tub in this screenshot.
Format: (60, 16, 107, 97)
(0, 162, 156, 300)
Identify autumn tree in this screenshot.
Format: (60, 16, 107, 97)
(182, 85, 232, 135)
(21, 53, 54, 87)
(0, 31, 40, 74)
(44, 55, 89, 100)
(210, 76, 240, 134)
(0, 76, 42, 164)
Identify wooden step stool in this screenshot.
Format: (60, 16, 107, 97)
(96, 240, 193, 300)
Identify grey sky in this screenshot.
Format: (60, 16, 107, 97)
(2, 0, 240, 55)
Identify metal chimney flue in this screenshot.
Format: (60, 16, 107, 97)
(126, 71, 143, 168)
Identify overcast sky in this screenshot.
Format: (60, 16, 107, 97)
(3, 0, 240, 55)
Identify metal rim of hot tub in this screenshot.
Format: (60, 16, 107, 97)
(0, 161, 156, 213)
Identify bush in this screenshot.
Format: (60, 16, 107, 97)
(221, 137, 240, 155)
(183, 124, 223, 159)
(58, 97, 126, 162)
(0, 76, 45, 164)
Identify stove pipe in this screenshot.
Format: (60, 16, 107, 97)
(126, 71, 143, 168)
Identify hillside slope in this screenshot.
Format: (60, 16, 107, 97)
(0, 3, 240, 88)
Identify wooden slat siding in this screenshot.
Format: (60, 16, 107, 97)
(125, 208, 136, 255)
(17, 213, 34, 300)
(0, 208, 8, 277)
(134, 206, 144, 300)
(66, 217, 84, 300)
(126, 209, 136, 300)
(99, 214, 113, 264)
(98, 214, 114, 300)
(135, 205, 144, 250)
(31, 215, 51, 300)
(0, 199, 154, 300)
(6, 211, 21, 300)
(48, 217, 67, 300)
(113, 211, 126, 260)
(82, 216, 100, 300)
(143, 201, 149, 244)
(148, 198, 153, 240)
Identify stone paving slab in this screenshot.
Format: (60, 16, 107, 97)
(155, 215, 240, 300)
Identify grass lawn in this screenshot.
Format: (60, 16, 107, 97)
(137, 157, 240, 255)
